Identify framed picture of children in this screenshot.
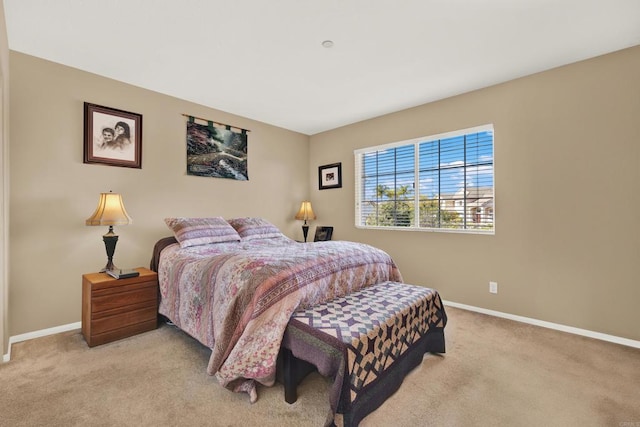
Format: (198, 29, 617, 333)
(83, 102, 143, 168)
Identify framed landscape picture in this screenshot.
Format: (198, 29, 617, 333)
(83, 102, 142, 168)
(318, 162, 342, 190)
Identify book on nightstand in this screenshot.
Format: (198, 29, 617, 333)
(106, 269, 140, 280)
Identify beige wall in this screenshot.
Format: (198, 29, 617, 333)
(310, 46, 640, 341)
(8, 52, 310, 337)
(7, 45, 640, 346)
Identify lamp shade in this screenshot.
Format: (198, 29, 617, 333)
(294, 201, 316, 221)
(86, 192, 132, 226)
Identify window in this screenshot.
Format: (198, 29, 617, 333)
(354, 125, 494, 234)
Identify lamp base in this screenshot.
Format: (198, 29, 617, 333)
(100, 263, 119, 273)
(302, 224, 309, 243)
(101, 227, 119, 273)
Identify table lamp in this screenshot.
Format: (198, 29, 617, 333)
(86, 191, 132, 272)
(294, 201, 316, 242)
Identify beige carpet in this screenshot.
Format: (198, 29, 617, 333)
(1, 307, 639, 427)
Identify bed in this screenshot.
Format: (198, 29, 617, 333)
(150, 217, 404, 402)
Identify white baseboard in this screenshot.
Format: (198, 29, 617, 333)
(3, 303, 639, 362)
(443, 300, 640, 349)
(2, 321, 81, 362)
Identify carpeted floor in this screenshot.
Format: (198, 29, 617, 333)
(1, 307, 639, 427)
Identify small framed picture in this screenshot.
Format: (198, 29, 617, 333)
(83, 102, 142, 168)
(313, 226, 334, 242)
(318, 162, 342, 190)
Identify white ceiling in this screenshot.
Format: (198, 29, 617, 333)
(4, 0, 640, 135)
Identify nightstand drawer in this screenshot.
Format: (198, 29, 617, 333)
(92, 285, 157, 313)
(88, 320, 158, 347)
(91, 306, 158, 335)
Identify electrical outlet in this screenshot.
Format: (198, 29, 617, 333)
(489, 281, 498, 294)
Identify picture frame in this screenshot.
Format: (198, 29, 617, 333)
(313, 226, 334, 242)
(84, 102, 142, 168)
(318, 162, 342, 190)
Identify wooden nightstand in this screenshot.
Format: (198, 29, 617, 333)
(82, 267, 158, 347)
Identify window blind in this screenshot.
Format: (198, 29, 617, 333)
(355, 125, 494, 234)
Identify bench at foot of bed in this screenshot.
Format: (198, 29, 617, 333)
(279, 281, 447, 427)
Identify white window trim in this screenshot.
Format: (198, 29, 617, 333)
(354, 124, 495, 235)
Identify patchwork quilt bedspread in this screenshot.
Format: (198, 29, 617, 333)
(284, 281, 447, 427)
(156, 236, 403, 400)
